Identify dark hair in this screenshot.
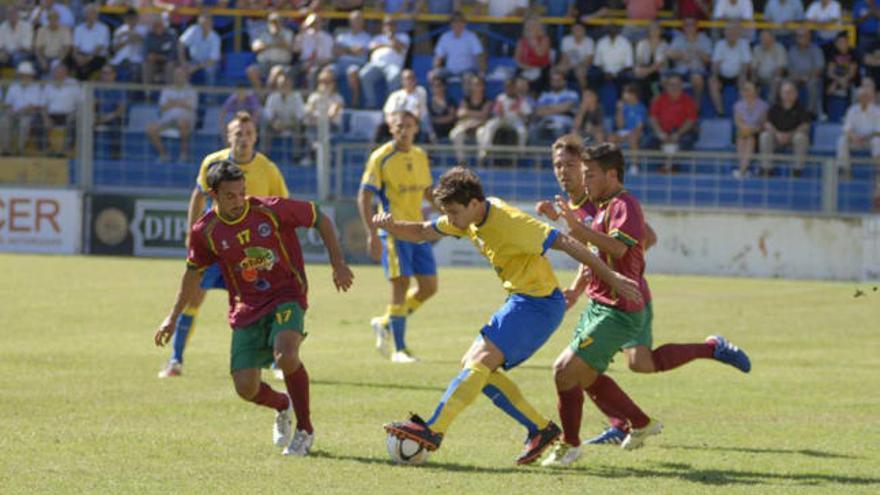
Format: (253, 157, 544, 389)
(584, 143, 626, 184)
(450, 11, 465, 22)
(623, 83, 639, 95)
(206, 160, 245, 191)
(552, 133, 585, 156)
(433, 166, 485, 206)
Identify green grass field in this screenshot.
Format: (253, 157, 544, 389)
(1, 254, 878, 494)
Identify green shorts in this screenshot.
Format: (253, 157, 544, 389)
(230, 301, 306, 372)
(569, 301, 653, 373)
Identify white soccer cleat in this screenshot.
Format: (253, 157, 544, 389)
(283, 429, 315, 456)
(157, 360, 182, 378)
(272, 367, 285, 381)
(273, 397, 293, 447)
(540, 442, 582, 467)
(391, 349, 419, 363)
(371, 317, 391, 358)
(621, 418, 663, 451)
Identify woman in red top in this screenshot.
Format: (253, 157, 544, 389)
(515, 14, 552, 91)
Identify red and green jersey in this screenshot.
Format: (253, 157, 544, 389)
(586, 190, 652, 312)
(187, 196, 319, 328)
(569, 194, 598, 226)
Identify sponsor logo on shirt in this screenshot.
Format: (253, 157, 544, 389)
(239, 246, 277, 282)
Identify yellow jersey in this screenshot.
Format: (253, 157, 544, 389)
(197, 149, 289, 198)
(433, 197, 560, 297)
(360, 141, 432, 222)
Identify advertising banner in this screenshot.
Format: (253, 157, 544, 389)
(0, 187, 81, 253)
(0, 157, 69, 186)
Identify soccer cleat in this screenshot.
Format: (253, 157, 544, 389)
(283, 429, 314, 456)
(272, 367, 285, 381)
(707, 335, 751, 373)
(157, 360, 182, 378)
(391, 349, 419, 363)
(540, 442, 582, 467)
(273, 396, 293, 447)
(584, 426, 627, 445)
(516, 421, 562, 465)
(621, 418, 662, 451)
(371, 317, 391, 358)
(384, 414, 443, 451)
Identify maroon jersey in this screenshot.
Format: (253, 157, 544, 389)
(569, 194, 598, 226)
(586, 190, 651, 312)
(187, 196, 319, 328)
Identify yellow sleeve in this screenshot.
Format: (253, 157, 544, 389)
(196, 157, 211, 192)
(510, 212, 559, 256)
(268, 161, 289, 198)
(431, 215, 466, 238)
(360, 151, 383, 194)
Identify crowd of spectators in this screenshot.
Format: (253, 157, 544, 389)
(0, 0, 877, 178)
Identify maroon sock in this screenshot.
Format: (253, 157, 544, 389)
(585, 374, 630, 432)
(283, 364, 313, 434)
(557, 386, 585, 447)
(251, 382, 290, 411)
(588, 373, 650, 429)
(652, 343, 714, 372)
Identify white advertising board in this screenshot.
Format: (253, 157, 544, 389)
(0, 187, 81, 254)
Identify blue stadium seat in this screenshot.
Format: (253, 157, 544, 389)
(811, 123, 842, 155)
(694, 118, 734, 151)
(126, 104, 159, 132)
(342, 109, 384, 142)
(412, 54, 433, 86)
(198, 107, 223, 136)
(222, 52, 256, 86)
(826, 96, 849, 123)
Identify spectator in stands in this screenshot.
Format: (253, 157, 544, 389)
(305, 67, 344, 153)
(649, 73, 698, 159)
(147, 66, 197, 162)
(752, 30, 787, 103)
(380, 0, 418, 33)
(622, 0, 663, 42)
(733, 80, 768, 178)
(826, 32, 858, 100)
(34, 8, 71, 76)
(479, 0, 529, 43)
(476, 77, 531, 159)
(633, 21, 668, 102)
(610, 83, 648, 171)
(2, 62, 44, 155)
(837, 85, 880, 178)
(667, 17, 712, 110)
(428, 76, 457, 141)
(378, 68, 430, 141)
(449, 76, 491, 162)
(336, 10, 372, 106)
(154, 0, 197, 33)
(556, 23, 594, 91)
(71, 4, 110, 80)
(220, 84, 262, 137)
(788, 28, 825, 117)
(430, 12, 485, 90)
(759, 80, 812, 176)
(712, 0, 754, 20)
(531, 69, 580, 142)
(593, 25, 634, 92)
(573, 89, 606, 144)
(178, 13, 221, 86)
(41, 62, 78, 155)
(864, 39, 880, 88)
(30, 0, 74, 29)
(805, 0, 842, 46)
(514, 14, 552, 91)
(676, 0, 712, 20)
(709, 22, 751, 116)
(854, 0, 880, 53)
(262, 72, 307, 163)
(356, 15, 410, 109)
(143, 16, 177, 85)
(110, 8, 147, 83)
(247, 12, 294, 90)
(292, 13, 334, 90)
(94, 65, 125, 159)
(573, 0, 610, 26)
(0, 6, 34, 71)
(764, 0, 805, 39)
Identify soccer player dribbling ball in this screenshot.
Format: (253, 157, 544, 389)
(154, 160, 354, 457)
(377, 166, 643, 465)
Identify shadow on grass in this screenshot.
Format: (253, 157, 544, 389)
(312, 379, 445, 393)
(661, 443, 864, 460)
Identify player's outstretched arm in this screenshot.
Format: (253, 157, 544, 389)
(563, 264, 591, 309)
(315, 213, 354, 292)
(154, 267, 203, 347)
(372, 212, 443, 243)
(551, 233, 642, 304)
(645, 223, 658, 250)
(357, 188, 383, 262)
(554, 195, 628, 259)
(535, 199, 560, 221)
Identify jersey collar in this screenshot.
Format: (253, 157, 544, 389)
(475, 200, 492, 228)
(595, 188, 625, 209)
(569, 191, 590, 209)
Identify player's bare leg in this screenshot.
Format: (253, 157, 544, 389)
(232, 367, 293, 448)
(274, 330, 314, 456)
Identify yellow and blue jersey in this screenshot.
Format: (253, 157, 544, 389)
(197, 148, 289, 198)
(432, 197, 560, 297)
(359, 142, 432, 222)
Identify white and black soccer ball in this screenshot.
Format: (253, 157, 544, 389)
(386, 433, 429, 465)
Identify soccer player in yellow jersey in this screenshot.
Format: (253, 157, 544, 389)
(357, 111, 437, 363)
(378, 166, 642, 465)
(158, 111, 290, 378)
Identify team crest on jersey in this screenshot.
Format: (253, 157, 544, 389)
(582, 215, 594, 225)
(258, 222, 272, 238)
(239, 247, 278, 282)
(221, 239, 230, 250)
(254, 279, 271, 291)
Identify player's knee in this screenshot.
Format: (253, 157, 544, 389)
(233, 378, 260, 401)
(628, 360, 654, 373)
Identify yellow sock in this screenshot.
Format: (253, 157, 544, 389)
(427, 362, 492, 434)
(182, 305, 199, 344)
(486, 371, 550, 430)
(404, 288, 424, 316)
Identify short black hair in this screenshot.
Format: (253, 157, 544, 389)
(433, 166, 485, 206)
(584, 143, 626, 184)
(205, 160, 244, 191)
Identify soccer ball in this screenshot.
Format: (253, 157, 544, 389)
(386, 433, 429, 465)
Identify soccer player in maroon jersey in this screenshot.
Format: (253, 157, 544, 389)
(154, 160, 354, 457)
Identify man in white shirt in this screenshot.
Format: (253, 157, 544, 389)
(2, 62, 45, 155)
(752, 30, 788, 103)
(532, 69, 580, 138)
(666, 17, 713, 109)
(476, 77, 532, 158)
(335, 9, 372, 105)
(71, 4, 110, 80)
(42, 62, 80, 154)
(30, 0, 74, 28)
(356, 15, 410, 109)
(709, 23, 751, 115)
(805, 0, 842, 44)
(179, 13, 221, 86)
(0, 6, 33, 70)
(147, 66, 198, 162)
(555, 23, 594, 91)
(429, 12, 485, 85)
(837, 85, 880, 177)
(261, 72, 307, 162)
(247, 12, 295, 89)
(592, 26, 634, 90)
(292, 13, 335, 90)
(764, 0, 805, 38)
(712, 0, 754, 20)
(110, 8, 148, 82)
(381, 68, 431, 139)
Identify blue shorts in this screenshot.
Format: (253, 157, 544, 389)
(380, 236, 437, 280)
(479, 289, 566, 370)
(199, 263, 226, 290)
